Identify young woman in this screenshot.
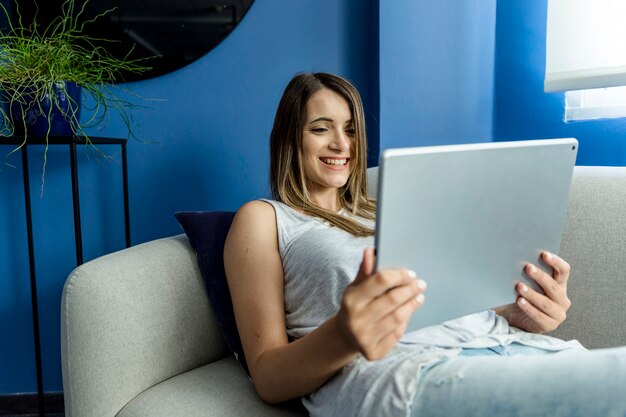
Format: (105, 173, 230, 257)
(223, 72, 626, 417)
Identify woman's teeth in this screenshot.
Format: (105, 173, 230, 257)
(321, 158, 347, 166)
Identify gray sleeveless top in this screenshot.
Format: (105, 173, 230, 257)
(261, 199, 374, 340)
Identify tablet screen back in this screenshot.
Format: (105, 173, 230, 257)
(374, 138, 578, 331)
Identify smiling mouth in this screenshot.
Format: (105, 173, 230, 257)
(320, 157, 349, 166)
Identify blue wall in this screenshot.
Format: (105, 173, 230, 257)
(494, 0, 626, 166)
(0, 0, 377, 394)
(379, 0, 497, 149)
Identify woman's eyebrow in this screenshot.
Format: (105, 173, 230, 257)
(308, 117, 334, 123)
(307, 117, 353, 124)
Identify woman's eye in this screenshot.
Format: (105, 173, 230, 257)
(345, 128, 355, 136)
(311, 127, 328, 133)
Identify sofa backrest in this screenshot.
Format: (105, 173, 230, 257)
(550, 166, 626, 348)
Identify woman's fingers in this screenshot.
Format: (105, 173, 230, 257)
(340, 251, 427, 359)
(349, 249, 417, 309)
(353, 267, 419, 302)
(342, 269, 425, 333)
(524, 261, 571, 311)
(517, 253, 572, 329)
(516, 282, 567, 324)
(523, 263, 561, 302)
(542, 251, 571, 285)
(365, 278, 426, 322)
(353, 247, 376, 285)
(515, 295, 560, 332)
(362, 296, 420, 360)
(497, 252, 573, 333)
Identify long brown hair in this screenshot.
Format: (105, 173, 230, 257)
(269, 72, 376, 237)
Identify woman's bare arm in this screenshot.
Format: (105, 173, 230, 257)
(224, 201, 425, 404)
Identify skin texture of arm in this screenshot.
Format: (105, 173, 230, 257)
(223, 200, 425, 404)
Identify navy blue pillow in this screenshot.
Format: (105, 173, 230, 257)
(174, 211, 249, 375)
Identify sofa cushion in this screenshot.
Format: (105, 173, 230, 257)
(175, 211, 248, 374)
(117, 357, 307, 417)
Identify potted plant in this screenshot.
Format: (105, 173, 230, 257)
(0, 0, 151, 178)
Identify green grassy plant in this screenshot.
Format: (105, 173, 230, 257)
(0, 0, 153, 188)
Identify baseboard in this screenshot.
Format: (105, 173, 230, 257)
(0, 392, 64, 416)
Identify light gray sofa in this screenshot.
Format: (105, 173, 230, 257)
(61, 166, 626, 417)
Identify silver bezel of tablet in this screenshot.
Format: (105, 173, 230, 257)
(375, 138, 578, 331)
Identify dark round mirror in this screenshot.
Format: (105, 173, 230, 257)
(8, 0, 254, 82)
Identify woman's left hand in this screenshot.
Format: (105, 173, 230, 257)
(495, 251, 572, 333)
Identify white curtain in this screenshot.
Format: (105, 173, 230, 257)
(545, 0, 626, 92)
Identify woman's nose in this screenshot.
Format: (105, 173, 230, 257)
(330, 130, 350, 151)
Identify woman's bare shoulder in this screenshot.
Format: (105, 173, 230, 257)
(233, 200, 276, 229)
(237, 199, 275, 217)
(226, 200, 277, 250)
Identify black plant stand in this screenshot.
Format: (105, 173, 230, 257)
(1, 135, 131, 417)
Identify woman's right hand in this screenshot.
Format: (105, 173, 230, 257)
(336, 248, 427, 360)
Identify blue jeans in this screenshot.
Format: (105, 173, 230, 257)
(411, 344, 626, 417)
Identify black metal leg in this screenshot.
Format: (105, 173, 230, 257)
(4, 136, 131, 417)
(122, 142, 131, 248)
(69, 142, 83, 266)
(21, 146, 45, 417)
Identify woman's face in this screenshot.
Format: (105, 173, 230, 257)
(301, 88, 355, 202)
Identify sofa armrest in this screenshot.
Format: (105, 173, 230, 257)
(549, 166, 626, 349)
(61, 234, 229, 417)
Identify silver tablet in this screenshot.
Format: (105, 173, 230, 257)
(374, 138, 578, 331)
